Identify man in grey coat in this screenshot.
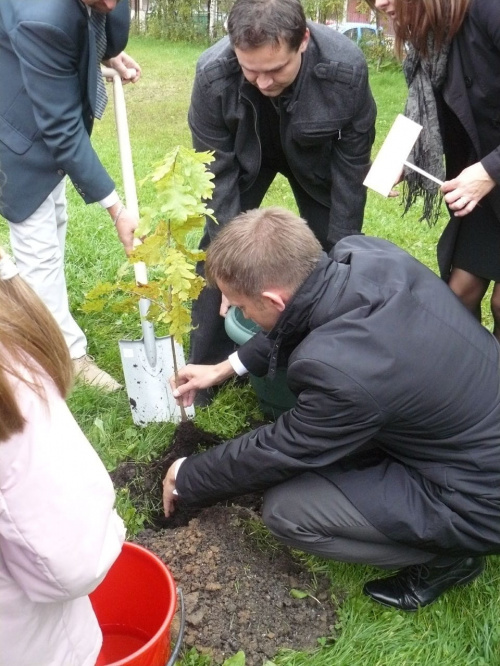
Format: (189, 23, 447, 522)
(0, 0, 140, 390)
(164, 207, 500, 612)
(188, 0, 376, 386)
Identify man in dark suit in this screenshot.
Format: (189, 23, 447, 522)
(164, 207, 500, 612)
(0, 0, 141, 390)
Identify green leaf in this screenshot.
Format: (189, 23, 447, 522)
(131, 233, 166, 266)
(159, 184, 199, 221)
(136, 207, 155, 237)
(150, 146, 179, 183)
(116, 260, 134, 280)
(85, 282, 117, 299)
(80, 298, 106, 314)
(93, 418, 105, 435)
(222, 651, 245, 666)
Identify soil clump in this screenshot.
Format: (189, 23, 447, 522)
(111, 421, 337, 664)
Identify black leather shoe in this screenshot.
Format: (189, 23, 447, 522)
(363, 556, 484, 611)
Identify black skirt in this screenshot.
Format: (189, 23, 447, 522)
(451, 199, 500, 282)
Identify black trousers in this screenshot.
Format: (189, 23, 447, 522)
(189, 167, 331, 365)
(262, 472, 436, 570)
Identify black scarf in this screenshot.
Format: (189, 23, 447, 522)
(402, 36, 450, 225)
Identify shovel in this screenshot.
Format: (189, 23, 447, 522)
(102, 66, 194, 426)
(363, 114, 444, 197)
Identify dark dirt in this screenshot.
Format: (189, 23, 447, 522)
(111, 421, 337, 664)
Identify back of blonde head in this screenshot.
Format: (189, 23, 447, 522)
(0, 249, 72, 441)
(205, 207, 323, 297)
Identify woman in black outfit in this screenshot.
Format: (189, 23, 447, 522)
(371, 0, 500, 341)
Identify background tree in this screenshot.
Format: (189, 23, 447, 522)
(302, 0, 345, 24)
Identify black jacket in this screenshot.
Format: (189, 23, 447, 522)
(178, 236, 500, 556)
(437, 0, 500, 277)
(188, 22, 376, 247)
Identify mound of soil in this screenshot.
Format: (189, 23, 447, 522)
(111, 421, 337, 664)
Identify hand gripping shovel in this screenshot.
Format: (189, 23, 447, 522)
(363, 114, 444, 196)
(102, 67, 194, 426)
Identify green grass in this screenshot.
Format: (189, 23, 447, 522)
(272, 554, 500, 666)
(2, 36, 499, 666)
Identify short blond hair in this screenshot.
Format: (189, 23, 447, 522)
(205, 207, 322, 297)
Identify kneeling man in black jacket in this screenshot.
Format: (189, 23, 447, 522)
(163, 207, 500, 612)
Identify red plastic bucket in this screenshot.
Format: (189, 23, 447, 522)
(90, 542, 181, 666)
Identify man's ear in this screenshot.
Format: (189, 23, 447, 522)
(262, 290, 289, 312)
(299, 28, 310, 54)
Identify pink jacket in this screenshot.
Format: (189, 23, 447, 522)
(0, 370, 125, 666)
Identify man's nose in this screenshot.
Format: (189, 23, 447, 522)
(255, 73, 273, 90)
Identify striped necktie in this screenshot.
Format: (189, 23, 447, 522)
(90, 10, 108, 119)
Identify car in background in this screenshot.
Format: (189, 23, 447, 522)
(333, 22, 384, 45)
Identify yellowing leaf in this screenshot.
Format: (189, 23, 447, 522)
(83, 145, 213, 378)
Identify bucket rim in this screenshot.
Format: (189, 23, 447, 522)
(98, 541, 177, 666)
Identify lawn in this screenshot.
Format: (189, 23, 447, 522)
(2, 35, 499, 666)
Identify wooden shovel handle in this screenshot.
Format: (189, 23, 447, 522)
(102, 66, 146, 287)
(103, 66, 157, 368)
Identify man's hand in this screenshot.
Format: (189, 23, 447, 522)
(163, 462, 178, 517)
(105, 51, 141, 83)
(442, 162, 495, 217)
(170, 361, 236, 407)
(107, 203, 138, 255)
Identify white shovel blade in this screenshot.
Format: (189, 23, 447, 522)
(119, 335, 194, 426)
(364, 114, 423, 196)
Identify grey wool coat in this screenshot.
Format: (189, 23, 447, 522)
(177, 236, 500, 557)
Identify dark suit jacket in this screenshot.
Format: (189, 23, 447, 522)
(178, 236, 500, 556)
(0, 0, 129, 223)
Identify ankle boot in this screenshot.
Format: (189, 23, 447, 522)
(363, 556, 484, 611)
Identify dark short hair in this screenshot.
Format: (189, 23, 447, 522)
(227, 0, 307, 51)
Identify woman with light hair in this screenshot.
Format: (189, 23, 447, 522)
(370, 0, 500, 341)
(0, 247, 125, 665)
